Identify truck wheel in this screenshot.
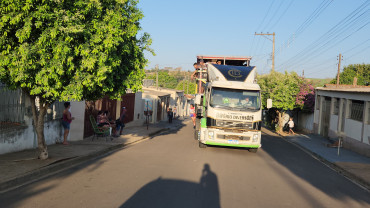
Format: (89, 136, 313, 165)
(194, 130, 199, 140)
(199, 141, 206, 148)
(248, 148, 258, 153)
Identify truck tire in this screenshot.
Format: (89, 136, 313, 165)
(199, 141, 206, 148)
(248, 148, 258, 153)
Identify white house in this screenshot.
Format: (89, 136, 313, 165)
(313, 84, 370, 157)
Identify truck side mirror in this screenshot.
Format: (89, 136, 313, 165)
(267, 99, 272, 109)
(195, 94, 202, 105)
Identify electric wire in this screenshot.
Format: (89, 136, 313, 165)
(277, 1, 370, 72)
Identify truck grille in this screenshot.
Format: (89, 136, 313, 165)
(207, 117, 261, 130)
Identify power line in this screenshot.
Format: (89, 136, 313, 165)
(281, 12, 370, 71)
(275, 0, 333, 56)
(277, 1, 370, 71)
(268, 0, 294, 31)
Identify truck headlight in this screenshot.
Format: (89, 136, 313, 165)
(208, 131, 214, 139)
(252, 134, 258, 142)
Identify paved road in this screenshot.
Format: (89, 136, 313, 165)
(1, 121, 369, 208)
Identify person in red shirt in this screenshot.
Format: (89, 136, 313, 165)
(62, 102, 75, 145)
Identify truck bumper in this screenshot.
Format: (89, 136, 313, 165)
(200, 128, 261, 148)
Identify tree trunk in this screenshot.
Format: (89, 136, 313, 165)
(30, 95, 49, 160)
(276, 110, 285, 133)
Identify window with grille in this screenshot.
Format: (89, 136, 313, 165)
(350, 100, 364, 122)
(333, 98, 339, 115)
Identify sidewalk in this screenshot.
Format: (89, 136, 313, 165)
(0, 117, 189, 193)
(263, 128, 370, 191)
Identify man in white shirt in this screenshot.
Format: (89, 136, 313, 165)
(288, 117, 295, 135)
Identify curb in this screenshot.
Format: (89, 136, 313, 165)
(0, 127, 169, 194)
(262, 128, 370, 192)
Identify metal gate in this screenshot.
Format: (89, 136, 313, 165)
(320, 97, 331, 137)
(157, 99, 162, 121)
(84, 97, 117, 138)
(340, 100, 346, 132)
(120, 93, 135, 123)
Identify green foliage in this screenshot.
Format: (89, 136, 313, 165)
(308, 78, 332, 87)
(258, 71, 303, 110)
(0, 0, 153, 102)
(330, 64, 370, 86)
(175, 80, 196, 94)
(147, 71, 178, 89)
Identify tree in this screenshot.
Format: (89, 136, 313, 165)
(147, 71, 178, 89)
(0, 0, 152, 159)
(330, 64, 370, 85)
(258, 71, 304, 132)
(175, 80, 196, 94)
(296, 80, 315, 113)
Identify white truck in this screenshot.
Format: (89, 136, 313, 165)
(194, 56, 262, 152)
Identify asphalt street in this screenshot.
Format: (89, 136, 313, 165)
(1, 120, 369, 208)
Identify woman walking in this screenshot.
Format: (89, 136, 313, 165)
(190, 104, 196, 129)
(62, 102, 74, 145)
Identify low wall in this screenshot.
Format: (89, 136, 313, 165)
(0, 117, 63, 155)
(297, 112, 314, 133)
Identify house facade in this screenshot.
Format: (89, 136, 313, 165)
(313, 85, 370, 157)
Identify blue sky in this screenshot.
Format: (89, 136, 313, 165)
(138, 0, 370, 78)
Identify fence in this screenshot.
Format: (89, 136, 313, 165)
(0, 84, 26, 132)
(0, 83, 65, 134)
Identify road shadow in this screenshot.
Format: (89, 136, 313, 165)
(261, 131, 370, 205)
(149, 118, 188, 138)
(120, 164, 221, 208)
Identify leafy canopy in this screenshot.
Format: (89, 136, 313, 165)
(258, 71, 303, 111)
(146, 71, 178, 89)
(330, 64, 370, 86)
(175, 80, 196, 94)
(0, 0, 152, 102)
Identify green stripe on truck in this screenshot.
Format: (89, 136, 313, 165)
(205, 141, 260, 148)
(201, 118, 207, 128)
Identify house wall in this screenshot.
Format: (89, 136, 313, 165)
(69, 101, 85, 141)
(0, 97, 85, 155)
(344, 119, 363, 142)
(0, 113, 64, 155)
(297, 112, 314, 133)
(124, 92, 146, 127)
(364, 124, 370, 145)
(328, 115, 338, 138)
(314, 89, 370, 157)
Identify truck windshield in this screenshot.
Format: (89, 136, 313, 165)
(210, 87, 261, 111)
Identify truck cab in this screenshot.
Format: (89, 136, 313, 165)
(194, 56, 262, 152)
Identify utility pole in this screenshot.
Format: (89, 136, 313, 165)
(255, 32, 275, 72)
(156, 64, 159, 90)
(336, 54, 342, 87)
(187, 76, 189, 94)
(182, 77, 185, 91)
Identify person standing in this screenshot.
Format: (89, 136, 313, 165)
(167, 108, 173, 123)
(173, 106, 177, 119)
(288, 117, 295, 135)
(115, 107, 127, 136)
(190, 104, 196, 129)
(62, 102, 74, 145)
